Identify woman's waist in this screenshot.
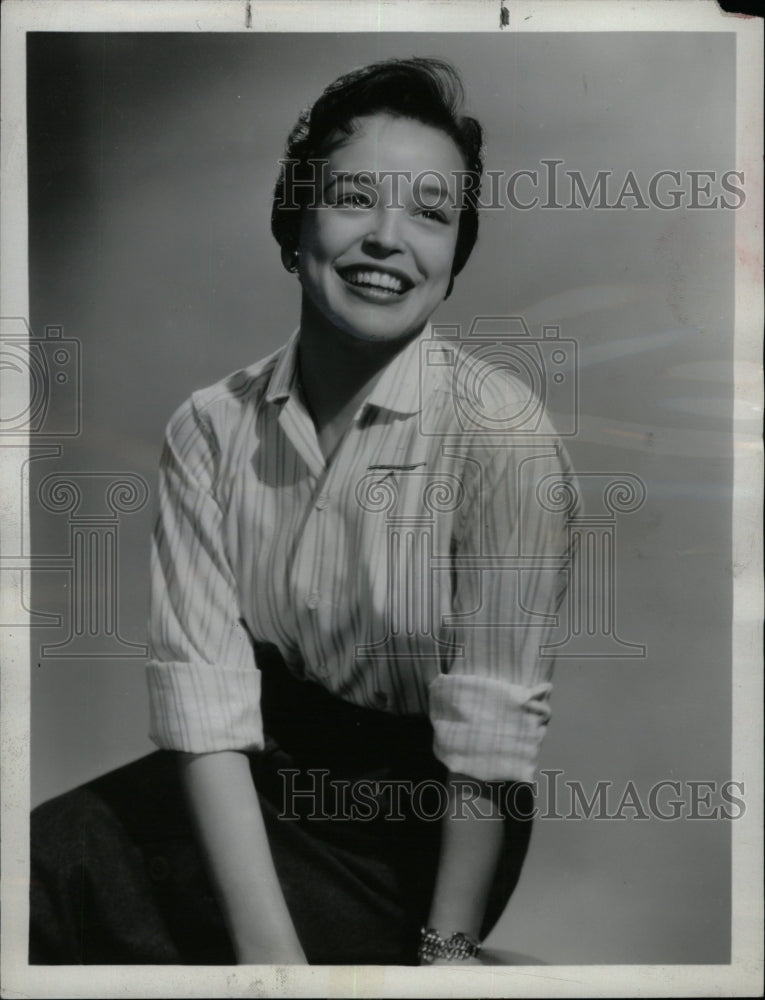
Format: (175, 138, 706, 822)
(255, 642, 443, 781)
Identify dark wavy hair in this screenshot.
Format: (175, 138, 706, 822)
(271, 57, 484, 281)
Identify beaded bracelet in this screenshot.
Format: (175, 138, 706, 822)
(418, 926, 482, 964)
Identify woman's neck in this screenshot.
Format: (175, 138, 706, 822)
(296, 293, 420, 438)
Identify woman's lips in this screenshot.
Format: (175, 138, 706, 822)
(336, 266, 414, 298)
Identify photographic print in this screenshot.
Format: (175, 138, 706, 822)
(1, 1, 762, 997)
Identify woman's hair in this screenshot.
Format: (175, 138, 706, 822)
(271, 57, 484, 280)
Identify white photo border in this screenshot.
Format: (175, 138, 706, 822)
(1, 1, 762, 997)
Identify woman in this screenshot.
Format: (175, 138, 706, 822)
(31, 57, 575, 966)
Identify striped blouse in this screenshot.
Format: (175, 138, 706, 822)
(146, 326, 577, 782)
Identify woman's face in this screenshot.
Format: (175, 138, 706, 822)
(296, 113, 464, 344)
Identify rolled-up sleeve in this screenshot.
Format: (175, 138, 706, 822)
(146, 396, 263, 753)
(429, 413, 577, 783)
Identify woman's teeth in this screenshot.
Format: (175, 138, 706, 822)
(341, 269, 407, 294)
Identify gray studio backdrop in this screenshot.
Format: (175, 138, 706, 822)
(26, 32, 735, 964)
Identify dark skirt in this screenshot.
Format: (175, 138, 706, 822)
(30, 648, 534, 965)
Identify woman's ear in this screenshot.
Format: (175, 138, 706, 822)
(281, 247, 300, 274)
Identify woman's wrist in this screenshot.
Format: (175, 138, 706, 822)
(229, 885, 308, 964)
(236, 937, 307, 965)
(418, 926, 482, 965)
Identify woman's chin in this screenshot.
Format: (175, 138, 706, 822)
(345, 326, 415, 343)
(319, 311, 425, 346)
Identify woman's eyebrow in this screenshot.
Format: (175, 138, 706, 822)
(417, 180, 451, 200)
(321, 171, 375, 195)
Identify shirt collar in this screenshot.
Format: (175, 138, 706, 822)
(264, 324, 434, 417)
(264, 328, 300, 405)
(363, 325, 432, 416)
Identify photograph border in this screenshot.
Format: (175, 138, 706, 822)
(1, 2, 762, 997)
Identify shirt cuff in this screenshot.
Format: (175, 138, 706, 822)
(428, 674, 553, 782)
(146, 660, 264, 753)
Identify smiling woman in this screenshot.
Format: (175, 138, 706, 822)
(30, 57, 577, 966)
(296, 115, 462, 340)
(292, 113, 467, 461)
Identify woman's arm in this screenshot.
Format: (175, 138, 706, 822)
(178, 751, 307, 964)
(425, 424, 577, 960)
(424, 771, 505, 954)
(147, 404, 303, 961)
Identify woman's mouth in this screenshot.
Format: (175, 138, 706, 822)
(336, 267, 414, 299)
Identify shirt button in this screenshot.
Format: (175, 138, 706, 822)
(306, 592, 320, 610)
(315, 493, 330, 510)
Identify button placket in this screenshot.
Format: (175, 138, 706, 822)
(284, 473, 324, 672)
(301, 464, 338, 611)
(291, 474, 339, 672)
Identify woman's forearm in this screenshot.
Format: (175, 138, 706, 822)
(426, 772, 506, 941)
(178, 750, 306, 964)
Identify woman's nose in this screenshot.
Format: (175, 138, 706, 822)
(362, 206, 404, 255)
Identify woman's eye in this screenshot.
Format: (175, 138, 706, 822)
(336, 192, 373, 208)
(416, 207, 448, 223)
